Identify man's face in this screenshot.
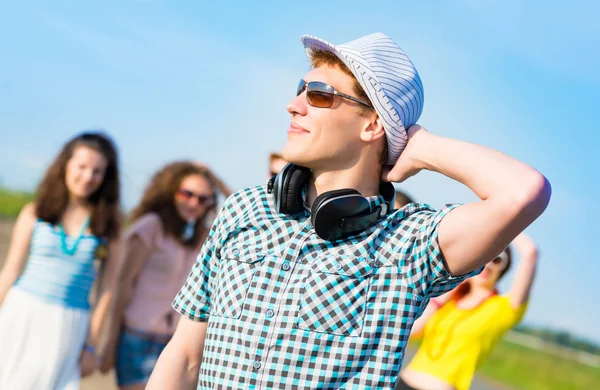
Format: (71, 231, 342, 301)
(281, 65, 372, 171)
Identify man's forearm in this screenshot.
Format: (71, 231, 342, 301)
(147, 318, 207, 389)
(412, 130, 548, 204)
(398, 127, 550, 275)
(147, 340, 200, 390)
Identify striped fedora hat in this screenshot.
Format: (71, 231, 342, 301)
(301, 33, 424, 165)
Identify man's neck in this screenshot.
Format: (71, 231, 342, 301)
(307, 166, 381, 207)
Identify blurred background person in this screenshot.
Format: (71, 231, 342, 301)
(100, 161, 231, 390)
(0, 132, 121, 389)
(397, 233, 539, 390)
(394, 189, 415, 210)
(268, 152, 288, 178)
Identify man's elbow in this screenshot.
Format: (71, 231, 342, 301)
(513, 172, 552, 221)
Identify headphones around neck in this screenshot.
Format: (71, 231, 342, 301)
(267, 163, 395, 241)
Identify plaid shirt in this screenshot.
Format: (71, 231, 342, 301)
(173, 185, 480, 389)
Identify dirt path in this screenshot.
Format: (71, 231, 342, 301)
(81, 373, 117, 390)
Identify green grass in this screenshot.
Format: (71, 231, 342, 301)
(479, 339, 600, 390)
(0, 187, 33, 219)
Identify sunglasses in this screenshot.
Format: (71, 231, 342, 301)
(296, 80, 373, 109)
(177, 189, 214, 206)
(490, 251, 509, 269)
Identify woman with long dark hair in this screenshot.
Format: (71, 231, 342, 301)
(0, 132, 121, 389)
(100, 161, 231, 390)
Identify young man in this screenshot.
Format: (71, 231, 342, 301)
(147, 33, 551, 389)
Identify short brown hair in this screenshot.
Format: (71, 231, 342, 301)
(35, 132, 121, 240)
(310, 50, 388, 166)
(310, 50, 373, 113)
(129, 161, 217, 247)
(269, 152, 285, 165)
(269, 152, 287, 176)
(395, 190, 415, 208)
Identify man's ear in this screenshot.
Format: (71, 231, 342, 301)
(360, 112, 385, 143)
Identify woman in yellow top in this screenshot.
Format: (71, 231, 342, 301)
(397, 233, 539, 390)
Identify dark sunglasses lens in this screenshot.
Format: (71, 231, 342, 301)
(307, 90, 334, 108)
(296, 80, 306, 96)
(197, 195, 214, 205)
(180, 189, 213, 205)
(179, 189, 194, 198)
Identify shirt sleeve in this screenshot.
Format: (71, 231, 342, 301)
(171, 195, 235, 322)
(496, 295, 529, 330)
(407, 204, 483, 298)
(125, 213, 162, 247)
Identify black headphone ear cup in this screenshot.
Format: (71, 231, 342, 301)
(379, 182, 395, 206)
(311, 189, 366, 241)
(281, 166, 310, 214)
(311, 189, 360, 217)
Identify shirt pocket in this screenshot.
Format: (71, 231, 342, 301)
(212, 247, 266, 319)
(297, 255, 373, 336)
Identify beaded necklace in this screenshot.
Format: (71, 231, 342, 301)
(57, 216, 91, 256)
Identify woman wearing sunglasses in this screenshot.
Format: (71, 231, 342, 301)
(99, 161, 231, 390)
(397, 233, 539, 390)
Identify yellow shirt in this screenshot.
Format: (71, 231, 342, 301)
(407, 295, 527, 390)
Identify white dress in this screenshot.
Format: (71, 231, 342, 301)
(0, 220, 101, 389)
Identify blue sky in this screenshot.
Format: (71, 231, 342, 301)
(1, 1, 599, 342)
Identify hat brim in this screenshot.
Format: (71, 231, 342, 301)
(301, 35, 376, 114)
(301, 35, 350, 70)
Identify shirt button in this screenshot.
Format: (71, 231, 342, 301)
(232, 249, 240, 256)
(282, 261, 290, 271)
(335, 262, 343, 271)
(253, 360, 261, 369)
(266, 309, 274, 318)
(374, 261, 382, 267)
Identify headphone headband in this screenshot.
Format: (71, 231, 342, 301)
(268, 163, 394, 241)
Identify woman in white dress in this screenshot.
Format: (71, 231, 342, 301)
(0, 132, 121, 389)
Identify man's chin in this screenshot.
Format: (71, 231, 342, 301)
(281, 149, 311, 168)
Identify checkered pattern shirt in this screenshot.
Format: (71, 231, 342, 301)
(173, 184, 480, 389)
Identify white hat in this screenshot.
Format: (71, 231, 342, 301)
(301, 33, 424, 164)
